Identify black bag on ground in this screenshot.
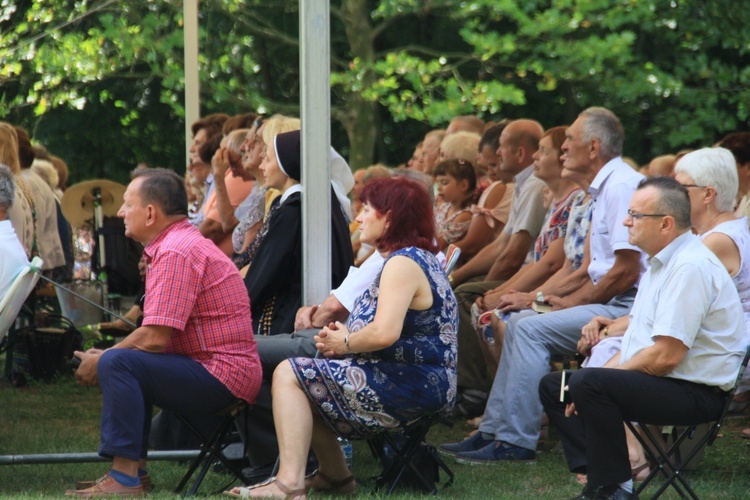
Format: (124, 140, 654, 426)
(12, 315, 81, 383)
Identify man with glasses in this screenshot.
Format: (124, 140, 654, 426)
(540, 176, 747, 500)
(441, 107, 647, 464)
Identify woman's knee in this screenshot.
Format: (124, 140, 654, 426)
(272, 360, 300, 392)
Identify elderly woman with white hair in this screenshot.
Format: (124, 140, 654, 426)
(0, 163, 30, 294)
(673, 147, 750, 329)
(676, 147, 750, 436)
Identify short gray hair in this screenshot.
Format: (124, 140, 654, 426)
(674, 147, 738, 213)
(579, 107, 624, 161)
(0, 163, 15, 210)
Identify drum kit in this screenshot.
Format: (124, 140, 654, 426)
(54, 180, 136, 344)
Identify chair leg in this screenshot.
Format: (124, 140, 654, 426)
(372, 417, 453, 495)
(174, 411, 249, 496)
(626, 422, 704, 500)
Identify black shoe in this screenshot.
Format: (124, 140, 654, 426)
(595, 485, 638, 500)
(452, 389, 488, 418)
(241, 462, 276, 486)
(571, 485, 599, 500)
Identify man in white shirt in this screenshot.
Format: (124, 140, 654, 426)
(540, 175, 748, 500)
(0, 164, 29, 295)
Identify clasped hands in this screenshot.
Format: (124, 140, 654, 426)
(576, 315, 614, 356)
(314, 321, 350, 358)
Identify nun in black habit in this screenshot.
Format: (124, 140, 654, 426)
(244, 129, 353, 336)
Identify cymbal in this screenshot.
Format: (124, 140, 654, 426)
(61, 179, 127, 227)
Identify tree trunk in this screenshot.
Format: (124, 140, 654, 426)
(336, 0, 378, 170)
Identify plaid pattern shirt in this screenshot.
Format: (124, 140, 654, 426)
(142, 219, 261, 403)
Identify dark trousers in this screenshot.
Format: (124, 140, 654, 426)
(454, 279, 503, 391)
(98, 349, 235, 461)
(539, 368, 725, 489)
(236, 329, 319, 466)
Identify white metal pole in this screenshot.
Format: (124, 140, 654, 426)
(184, 0, 200, 168)
(299, 0, 332, 305)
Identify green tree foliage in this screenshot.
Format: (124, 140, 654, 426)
(0, 0, 747, 181)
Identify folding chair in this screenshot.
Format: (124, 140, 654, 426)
(174, 399, 250, 496)
(625, 356, 748, 499)
(0, 257, 44, 340)
(366, 412, 455, 495)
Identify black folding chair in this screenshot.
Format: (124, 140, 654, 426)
(625, 355, 748, 499)
(366, 412, 454, 495)
(174, 399, 250, 496)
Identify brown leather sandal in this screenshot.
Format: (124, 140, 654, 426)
(304, 470, 356, 495)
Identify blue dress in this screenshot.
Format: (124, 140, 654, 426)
(289, 247, 458, 438)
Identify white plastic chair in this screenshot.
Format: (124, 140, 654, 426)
(0, 257, 44, 340)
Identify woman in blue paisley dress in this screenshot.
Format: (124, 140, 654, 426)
(226, 177, 457, 499)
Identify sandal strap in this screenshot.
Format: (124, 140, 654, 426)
(309, 470, 355, 490)
(274, 478, 306, 499)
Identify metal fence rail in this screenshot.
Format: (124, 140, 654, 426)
(0, 450, 200, 465)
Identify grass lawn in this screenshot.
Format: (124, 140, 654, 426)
(1, 374, 750, 498)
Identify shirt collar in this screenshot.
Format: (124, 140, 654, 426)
(513, 164, 535, 186)
(143, 219, 190, 263)
(280, 183, 303, 204)
(588, 157, 623, 197)
(648, 231, 695, 270)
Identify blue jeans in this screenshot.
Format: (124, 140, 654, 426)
(98, 349, 235, 461)
(478, 292, 636, 451)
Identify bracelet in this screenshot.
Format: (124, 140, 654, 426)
(344, 332, 352, 353)
(448, 274, 454, 285)
(601, 327, 609, 338)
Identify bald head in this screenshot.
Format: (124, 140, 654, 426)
(505, 119, 544, 150)
(648, 154, 676, 177)
(498, 119, 544, 175)
(446, 115, 484, 136)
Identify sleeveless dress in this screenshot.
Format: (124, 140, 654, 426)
(289, 246, 458, 438)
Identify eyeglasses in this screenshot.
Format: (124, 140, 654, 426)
(626, 209, 667, 220)
(253, 116, 264, 129)
(679, 184, 705, 189)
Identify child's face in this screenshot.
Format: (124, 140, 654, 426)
(436, 174, 467, 204)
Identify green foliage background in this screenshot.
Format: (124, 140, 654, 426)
(1, 0, 748, 184)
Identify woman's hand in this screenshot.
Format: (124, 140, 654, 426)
(577, 316, 613, 356)
(315, 322, 350, 358)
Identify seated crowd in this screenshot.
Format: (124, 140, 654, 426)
(0, 107, 749, 499)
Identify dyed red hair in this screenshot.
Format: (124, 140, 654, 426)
(360, 177, 438, 254)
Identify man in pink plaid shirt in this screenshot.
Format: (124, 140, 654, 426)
(68, 168, 261, 498)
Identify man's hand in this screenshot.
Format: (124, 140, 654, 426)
(565, 402, 577, 417)
(211, 148, 232, 179)
(547, 294, 577, 311)
(73, 349, 103, 387)
(477, 288, 508, 313)
(294, 305, 318, 331)
(497, 291, 533, 313)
